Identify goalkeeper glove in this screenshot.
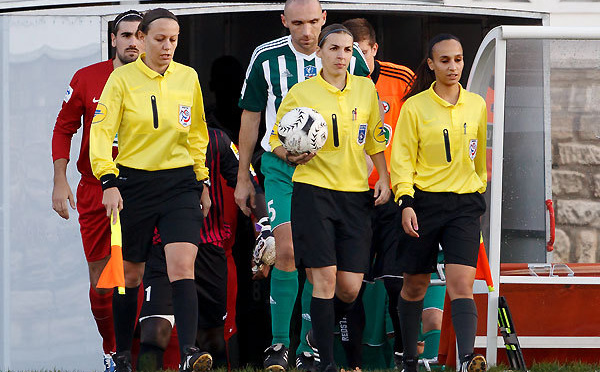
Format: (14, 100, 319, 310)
(252, 217, 276, 274)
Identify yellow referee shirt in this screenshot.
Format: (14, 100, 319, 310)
(270, 71, 386, 192)
(390, 82, 487, 200)
(90, 55, 209, 181)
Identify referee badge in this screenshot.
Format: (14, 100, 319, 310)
(469, 139, 478, 160)
(357, 123, 367, 145)
(179, 105, 191, 127)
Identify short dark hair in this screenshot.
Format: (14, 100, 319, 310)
(138, 8, 179, 35)
(342, 18, 376, 46)
(111, 10, 143, 35)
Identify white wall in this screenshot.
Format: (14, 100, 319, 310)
(0, 14, 105, 371)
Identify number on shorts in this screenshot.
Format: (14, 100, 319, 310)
(145, 286, 151, 302)
(268, 199, 276, 223)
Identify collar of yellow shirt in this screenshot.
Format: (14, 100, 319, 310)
(316, 69, 355, 93)
(135, 53, 176, 79)
(428, 81, 467, 107)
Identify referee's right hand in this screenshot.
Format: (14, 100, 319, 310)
(402, 207, 419, 238)
(102, 187, 123, 225)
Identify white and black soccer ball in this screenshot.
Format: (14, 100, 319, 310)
(277, 107, 328, 154)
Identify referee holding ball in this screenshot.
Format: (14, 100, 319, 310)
(270, 24, 390, 372)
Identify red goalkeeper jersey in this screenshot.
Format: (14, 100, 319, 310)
(52, 60, 117, 181)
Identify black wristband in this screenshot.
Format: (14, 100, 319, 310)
(100, 174, 118, 191)
(398, 194, 415, 211)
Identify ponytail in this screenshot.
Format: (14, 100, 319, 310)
(403, 33, 462, 101)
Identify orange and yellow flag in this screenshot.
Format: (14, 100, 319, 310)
(97, 215, 125, 294)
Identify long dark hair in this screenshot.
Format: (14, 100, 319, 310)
(404, 33, 462, 100)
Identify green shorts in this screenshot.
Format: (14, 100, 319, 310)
(261, 152, 295, 229)
(423, 283, 446, 311)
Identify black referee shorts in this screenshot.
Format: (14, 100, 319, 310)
(291, 182, 372, 273)
(399, 188, 486, 275)
(117, 165, 203, 263)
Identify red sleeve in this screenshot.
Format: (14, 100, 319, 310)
(51, 70, 85, 162)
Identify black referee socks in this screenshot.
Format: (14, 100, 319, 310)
(333, 296, 356, 323)
(172, 279, 199, 359)
(397, 296, 423, 359)
(384, 277, 404, 354)
(113, 285, 140, 353)
(451, 298, 478, 360)
(311, 297, 335, 367)
(339, 299, 365, 368)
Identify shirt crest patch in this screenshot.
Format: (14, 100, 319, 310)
(179, 105, 191, 127)
(373, 122, 387, 144)
(357, 123, 368, 145)
(382, 101, 390, 113)
(304, 65, 317, 79)
(469, 139, 478, 160)
(92, 103, 107, 124)
(64, 85, 73, 103)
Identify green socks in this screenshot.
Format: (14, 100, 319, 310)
(270, 267, 299, 346)
(421, 329, 441, 359)
(297, 280, 313, 353)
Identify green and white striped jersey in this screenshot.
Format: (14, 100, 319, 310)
(239, 35, 370, 151)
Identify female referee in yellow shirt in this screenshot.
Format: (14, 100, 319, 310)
(90, 8, 212, 372)
(390, 34, 487, 372)
(270, 24, 390, 372)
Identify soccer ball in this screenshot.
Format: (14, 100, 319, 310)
(277, 107, 328, 154)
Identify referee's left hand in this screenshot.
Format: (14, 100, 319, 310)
(373, 180, 391, 206)
(286, 151, 315, 165)
(200, 185, 211, 217)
